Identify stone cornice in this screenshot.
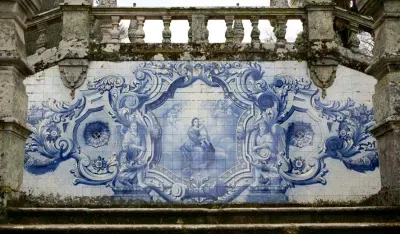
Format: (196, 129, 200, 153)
(370, 116, 400, 138)
(357, 0, 383, 19)
(373, 12, 400, 30)
(27, 42, 373, 75)
(0, 12, 28, 30)
(0, 55, 34, 76)
(366, 56, 400, 80)
(90, 7, 306, 20)
(27, 7, 62, 28)
(0, 117, 32, 140)
(333, 6, 374, 32)
(305, 4, 335, 12)
(16, 0, 42, 19)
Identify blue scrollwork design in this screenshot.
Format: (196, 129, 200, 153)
(25, 61, 379, 203)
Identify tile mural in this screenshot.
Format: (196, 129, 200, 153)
(23, 62, 379, 203)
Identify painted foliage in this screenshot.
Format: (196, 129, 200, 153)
(24, 62, 378, 203)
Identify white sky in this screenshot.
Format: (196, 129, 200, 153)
(114, 0, 302, 43)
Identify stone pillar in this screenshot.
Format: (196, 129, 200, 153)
(364, 0, 400, 205)
(98, 0, 117, 43)
(59, 0, 92, 98)
(0, 0, 40, 215)
(189, 15, 209, 44)
(306, 0, 338, 98)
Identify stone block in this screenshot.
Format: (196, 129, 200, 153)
(0, 118, 31, 191)
(62, 10, 90, 42)
(0, 67, 29, 124)
(190, 15, 208, 44)
(307, 11, 335, 41)
(370, 120, 400, 196)
(372, 72, 400, 123)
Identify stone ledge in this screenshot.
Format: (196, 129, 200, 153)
(0, 117, 32, 140)
(370, 116, 400, 138)
(362, 187, 400, 206)
(366, 55, 400, 80)
(0, 223, 399, 233)
(0, 56, 34, 77)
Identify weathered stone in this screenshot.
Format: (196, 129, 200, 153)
(224, 16, 234, 44)
(162, 16, 172, 44)
(0, 117, 31, 190)
(306, 0, 338, 97)
(271, 15, 287, 48)
(0, 0, 40, 216)
(233, 20, 244, 44)
(189, 15, 209, 44)
(63, 0, 93, 5)
(270, 0, 289, 8)
(250, 16, 261, 47)
(58, 1, 91, 98)
(365, 0, 400, 205)
(59, 59, 89, 98)
(128, 19, 138, 43)
(135, 16, 146, 44)
(61, 7, 91, 41)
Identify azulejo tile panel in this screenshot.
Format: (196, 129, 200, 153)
(24, 62, 379, 203)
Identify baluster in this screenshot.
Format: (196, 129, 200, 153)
(99, 0, 117, 7)
(162, 16, 172, 44)
(36, 22, 47, 53)
(225, 15, 234, 44)
(135, 16, 145, 44)
(128, 19, 138, 43)
(110, 16, 120, 43)
(204, 16, 209, 43)
(272, 15, 287, 47)
(348, 22, 360, 52)
(89, 15, 96, 42)
(188, 14, 208, 44)
(270, 0, 289, 8)
(250, 16, 260, 47)
(99, 0, 116, 43)
(295, 16, 308, 47)
(188, 15, 193, 43)
(233, 20, 244, 44)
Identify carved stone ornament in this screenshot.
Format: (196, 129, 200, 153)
(63, 0, 93, 5)
(99, 0, 117, 7)
(309, 64, 338, 98)
(270, 0, 289, 8)
(59, 59, 89, 99)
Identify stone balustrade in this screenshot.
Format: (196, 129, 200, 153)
(24, 2, 376, 100)
(25, 5, 373, 49)
(92, 7, 305, 44)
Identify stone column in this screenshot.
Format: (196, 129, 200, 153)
(189, 15, 209, 44)
(98, 0, 117, 43)
(0, 0, 41, 214)
(364, 0, 400, 205)
(306, 0, 338, 98)
(59, 0, 92, 98)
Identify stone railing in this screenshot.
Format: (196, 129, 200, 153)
(26, 7, 63, 55)
(25, 2, 375, 98)
(26, 5, 374, 51)
(91, 7, 305, 46)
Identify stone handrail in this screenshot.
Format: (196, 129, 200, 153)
(91, 7, 306, 45)
(26, 3, 376, 83)
(26, 5, 374, 48)
(90, 7, 306, 20)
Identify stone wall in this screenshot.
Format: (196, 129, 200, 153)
(20, 61, 380, 204)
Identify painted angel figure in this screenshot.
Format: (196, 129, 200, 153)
(116, 114, 148, 188)
(248, 108, 286, 187)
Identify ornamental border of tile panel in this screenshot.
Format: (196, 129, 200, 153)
(24, 61, 378, 203)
